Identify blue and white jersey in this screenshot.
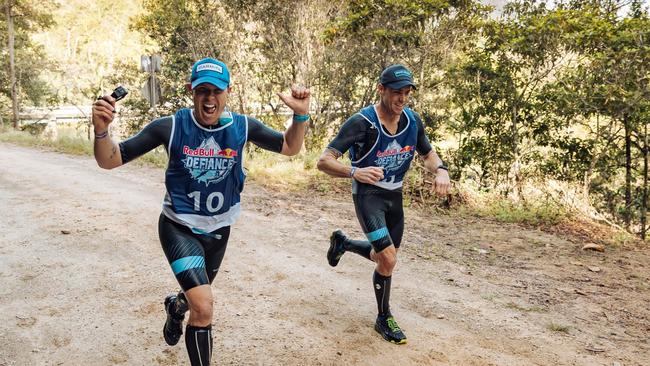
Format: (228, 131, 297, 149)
(350, 105, 418, 190)
(162, 108, 247, 233)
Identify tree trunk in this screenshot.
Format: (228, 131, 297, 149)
(6, 0, 19, 129)
(511, 103, 521, 199)
(583, 115, 600, 199)
(624, 114, 632, 230)
(642, 121, 648, 240)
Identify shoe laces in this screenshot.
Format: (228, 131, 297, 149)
(386, 317, 401, 332)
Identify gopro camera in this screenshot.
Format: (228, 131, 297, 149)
(98, 86, 128, 102)
(110, 86, 128, 101)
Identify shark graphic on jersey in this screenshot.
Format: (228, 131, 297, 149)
(182, 136, 238, 186)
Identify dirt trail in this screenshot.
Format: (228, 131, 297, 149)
(0, 143, 648, 366)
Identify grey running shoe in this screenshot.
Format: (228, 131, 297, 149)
(327, 230, 347, 267)
(375, 315, 407, 344)
(163, 294, 185, 346)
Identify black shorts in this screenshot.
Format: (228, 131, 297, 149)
(352, 189, 404, 253)
(158, 213, 230, 291)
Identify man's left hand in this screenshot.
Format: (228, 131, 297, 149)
(278, 85, 310, 115)
(433, 169, 451, 196)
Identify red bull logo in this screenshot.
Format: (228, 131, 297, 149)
(217, 148, 238, 158)
(183, 145, 215, 157)
(376, 145, 413, 158)
(183, 146, 237, 158)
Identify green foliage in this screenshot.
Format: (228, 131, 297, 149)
(0, 127, 92, 155)
(11, 0, 644, 240)
(0, 0, 57, 111)
(546, 0, 650, 235)
(445, 2, 573, 193)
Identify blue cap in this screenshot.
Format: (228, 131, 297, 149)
(191, 58, 230, 90)
(380, 64, 417, 90)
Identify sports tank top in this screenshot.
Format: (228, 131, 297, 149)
(162, 108, 247, 234)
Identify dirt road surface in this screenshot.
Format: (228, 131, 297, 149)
(1, 143, 648, 365)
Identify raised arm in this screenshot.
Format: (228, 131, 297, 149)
(276, 85, 310, 156)
(92, 96, 123, 169)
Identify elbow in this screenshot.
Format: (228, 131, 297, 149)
(281, 140, 303, 156)
(96, 160, 118, 170)
(286, 147, 301, 156)
(316, 156, 328, 172)
(282, 147, 301, 156)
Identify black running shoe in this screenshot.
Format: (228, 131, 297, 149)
(374, 315, 407, 344)
(327, 230, 347, 267)
(163, 294, 184, 346)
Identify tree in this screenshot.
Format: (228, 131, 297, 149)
(543, 0, 650, 237)
(1, 0, 55, 127)
(319, 0, 486, 153)
(446, 0, 572, 195)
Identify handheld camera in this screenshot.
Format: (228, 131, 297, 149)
(110, 86, 128, 101)
(98, 85, 129, 102)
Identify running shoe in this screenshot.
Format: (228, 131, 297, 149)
(375, 315, 407, 344)
(327, 230, 347, 267)
(163, 294, 185, 346)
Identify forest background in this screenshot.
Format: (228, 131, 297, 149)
(1, 0, 648, 242)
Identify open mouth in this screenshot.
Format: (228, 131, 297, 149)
(203, 104, 217, 114)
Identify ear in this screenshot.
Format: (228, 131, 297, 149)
(185, 83, 192, 93)
(377, 83, 385, 94)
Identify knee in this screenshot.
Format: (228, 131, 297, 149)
(189, 297, 214, 323)
(375, 253, 397, 273)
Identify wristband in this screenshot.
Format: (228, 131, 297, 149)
(437, 164, 448, 171)
(95, 131, 109, 139)
(350, 166, 357, 178)
(293, 114, 309, 123)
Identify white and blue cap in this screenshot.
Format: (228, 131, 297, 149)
(380, 64, 417, 90)
(190, 58, 230, 90)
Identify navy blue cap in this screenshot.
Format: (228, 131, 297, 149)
(380, 64, 417, 90)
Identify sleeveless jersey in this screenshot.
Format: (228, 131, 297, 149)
(350, 105, 418, 190)
(162, 108, 247, 233)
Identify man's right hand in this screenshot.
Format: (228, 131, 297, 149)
(92, 96, 116, 134)
(353, 166, 384, 184)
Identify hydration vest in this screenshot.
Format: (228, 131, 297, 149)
(350, 105, 418, 190)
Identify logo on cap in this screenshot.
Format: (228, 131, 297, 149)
(196, 63, 223, 74)
(394, 70, 411, 78)
(380, 64, 417, 90)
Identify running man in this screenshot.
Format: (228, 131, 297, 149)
(92, 58, 310, 365)
(317, 64, 450, 344)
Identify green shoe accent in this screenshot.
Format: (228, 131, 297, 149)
(375, 315, 407, 344)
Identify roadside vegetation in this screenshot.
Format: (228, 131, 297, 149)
(1, 0, 647, 244)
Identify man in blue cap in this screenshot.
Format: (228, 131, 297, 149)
(92, 57, 310, 365)
(317, 64, 450, 344)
